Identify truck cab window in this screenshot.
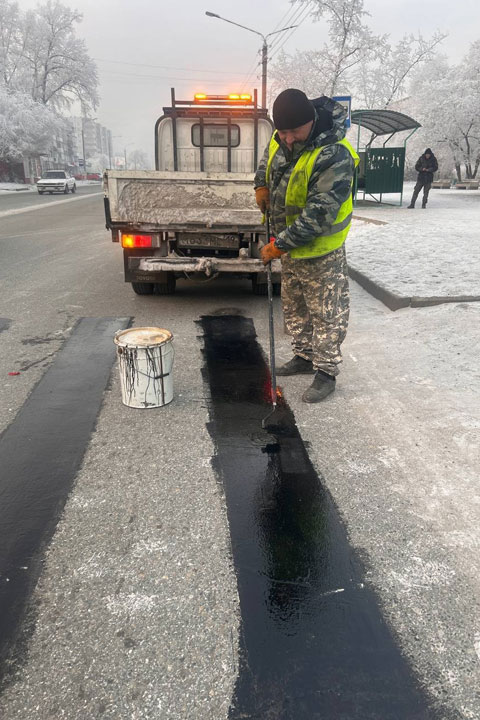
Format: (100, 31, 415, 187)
(192, 124, 240, 147)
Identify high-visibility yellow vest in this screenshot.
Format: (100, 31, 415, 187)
(266, 135, 359, 258)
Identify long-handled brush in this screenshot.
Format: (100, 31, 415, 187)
(262, 212, 282, 431)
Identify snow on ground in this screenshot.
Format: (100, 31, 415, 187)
(0, 180, 101, 193)
(350, 182, 480, 300)
(0, 182, 35, 192)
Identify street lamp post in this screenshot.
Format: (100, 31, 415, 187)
(205, 11, 296, 109)
(81, 115, 97, 179)
(124, 143, 133, 170)
(111, 135, 122, 169)
(81, 126, 87, 180)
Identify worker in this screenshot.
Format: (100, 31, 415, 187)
(408, 148, 438, 208)
(254, 88, 359, 402)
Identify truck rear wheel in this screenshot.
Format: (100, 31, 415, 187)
(132, 282, 154, 295)
(154, 274, 176, 295)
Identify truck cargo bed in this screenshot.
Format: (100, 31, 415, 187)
(104, 170, 263, 231)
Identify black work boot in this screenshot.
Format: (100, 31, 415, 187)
(302, 370, 336, 403)
(276, 355, 314, 376)
(407, 204, 415, 209)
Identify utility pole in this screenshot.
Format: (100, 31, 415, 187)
(81, 124, 87, 180)
(261, 40, 268, 110)
(205, 12, 296, 110)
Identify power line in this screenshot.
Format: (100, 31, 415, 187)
(239, 52, 261, 93)
(269, 1, 315, 60)
(270, 0, 305, 33)
(93, 57, 246, 76)
(268, 1, 314, 55)
(240, 2, 312, 93)
(99, 68, 254, 82)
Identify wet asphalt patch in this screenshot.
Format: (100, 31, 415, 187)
(200, 314, 444, 720)
(0, 317, 129, 683)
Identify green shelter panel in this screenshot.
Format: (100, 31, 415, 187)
(364, 147, 406, 194)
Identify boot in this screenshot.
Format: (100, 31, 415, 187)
(302, 371, 336, 403)
(276, 355, 314, 376)
(407, 204, 415, 209)
(421, 203, 427, 208)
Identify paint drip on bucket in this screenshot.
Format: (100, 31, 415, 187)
(114, 327, 174, 408)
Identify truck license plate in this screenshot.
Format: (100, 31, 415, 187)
(178, 234, 239, 249)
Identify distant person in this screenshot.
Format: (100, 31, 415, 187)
(408, 148, 438, 208)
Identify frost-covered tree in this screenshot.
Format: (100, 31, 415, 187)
(0, 0, 24, 88)
(87, 152, 109, 173)
(354, 32, 447, 109)
(0, 84, 63, 161)
(0, 0, 98, 165)
(128, 149, 150, 170)
(270, 0, 380, 99)
(410, 44, 480, 181)
(21, 0, 98, 110)
(270, 0, 445, 112)
(0, 0, 98, 110)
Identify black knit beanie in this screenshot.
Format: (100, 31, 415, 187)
(272, 89, 315, 130)
(425, 148, 432, 154)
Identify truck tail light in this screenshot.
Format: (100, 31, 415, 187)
(121, 233, 152, 248)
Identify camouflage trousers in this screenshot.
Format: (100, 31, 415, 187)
(281, 245, 350, 377)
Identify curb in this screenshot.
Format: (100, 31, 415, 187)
(347, 266, 409, 311)
(348, 265, 480, 311)
(411, 295, 480, 307)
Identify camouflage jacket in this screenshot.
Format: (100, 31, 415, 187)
(254, 96, 355, 252)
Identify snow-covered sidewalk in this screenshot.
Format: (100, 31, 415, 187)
(0, 180, 101, 193)
(0, 182, 35, 193)
(349, 182, 480, 307)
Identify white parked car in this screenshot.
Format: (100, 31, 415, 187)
(37, 171, 76, 195)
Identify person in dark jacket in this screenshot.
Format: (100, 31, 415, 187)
(408, 148, 438, 208)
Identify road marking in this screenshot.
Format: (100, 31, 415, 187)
(0, 191, 103, 219)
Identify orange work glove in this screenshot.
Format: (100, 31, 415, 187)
(255, 186, 270, 212)
(260, 242, 285, 265)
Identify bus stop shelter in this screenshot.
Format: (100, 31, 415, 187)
(351, 109, 421, 206)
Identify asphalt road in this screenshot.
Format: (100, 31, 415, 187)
(0, 194, 478, 719)
(0, 183, 102, 214)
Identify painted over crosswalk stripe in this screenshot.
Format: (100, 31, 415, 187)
(0, 317, 130, 678)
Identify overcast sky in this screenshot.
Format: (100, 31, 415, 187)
(17, 0, 480, 162)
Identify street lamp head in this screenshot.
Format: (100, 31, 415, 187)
(205, 11, 220, 18)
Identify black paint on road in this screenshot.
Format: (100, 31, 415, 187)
(200, 314, 446, 720)
(0, 317, 129, 682)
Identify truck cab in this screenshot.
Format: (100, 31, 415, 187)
(156, 89, 271, 173)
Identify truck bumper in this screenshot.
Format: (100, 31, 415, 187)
(138, 256, 282, 276)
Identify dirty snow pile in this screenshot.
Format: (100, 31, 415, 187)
(0, 182, 35, 193)
(349, 182, 480, 299)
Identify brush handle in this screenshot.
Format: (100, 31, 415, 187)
(266, 212, 276, 406)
